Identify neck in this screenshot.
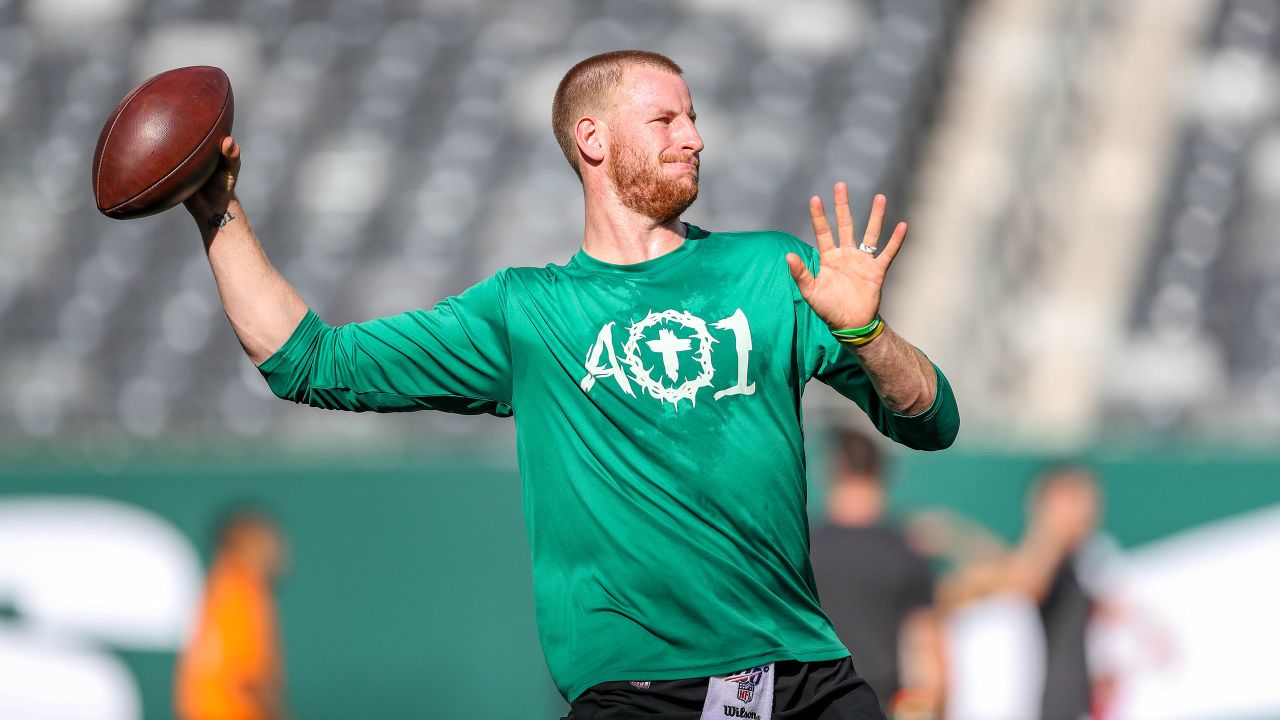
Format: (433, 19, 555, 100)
(580, 185, 687, 265)
(220, 551, 269, 579)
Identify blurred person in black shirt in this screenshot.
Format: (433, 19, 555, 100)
(810, 429, 946, 719)
(1028, 465, 1103, 720)
(930, 464, 1109, 720)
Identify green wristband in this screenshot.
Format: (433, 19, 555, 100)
(831, 315, 882, 338)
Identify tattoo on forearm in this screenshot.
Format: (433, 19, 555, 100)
(207, 211, 235, 230)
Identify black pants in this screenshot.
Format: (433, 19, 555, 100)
(563, 657, 886, 720)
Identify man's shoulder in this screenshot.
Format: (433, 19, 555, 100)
(501, 262, 571, 284)
(485, 263, 579, 298)
(697, 226, 815, 259)
(698, 226, 806, 245)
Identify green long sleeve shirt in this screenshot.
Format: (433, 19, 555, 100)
(258, 225, 959, 700)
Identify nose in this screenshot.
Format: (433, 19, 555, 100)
(680, 117, 704, 155)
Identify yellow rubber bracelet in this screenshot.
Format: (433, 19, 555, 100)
(834, 320, 885, 347)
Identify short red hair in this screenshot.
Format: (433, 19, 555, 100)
(551, 50, 683, 177)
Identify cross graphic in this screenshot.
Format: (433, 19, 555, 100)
(646, 328, 692, 381)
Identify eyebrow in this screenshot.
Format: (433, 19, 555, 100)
(651, 107, 697, 121)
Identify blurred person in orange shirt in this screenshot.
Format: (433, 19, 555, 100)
(810, 429, 948, 719)
(176, 508, 288, 720)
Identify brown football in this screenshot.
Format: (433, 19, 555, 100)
(92, 66, 234, 220)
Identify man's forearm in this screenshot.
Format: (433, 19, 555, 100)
(198, 197, 309, 365)
(849, 322, 937, 415)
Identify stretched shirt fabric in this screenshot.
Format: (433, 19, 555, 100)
(258, 225, 960, 701)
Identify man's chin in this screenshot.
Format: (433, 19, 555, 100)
(670, 173, 698, 194)
(658, 189, 698, 223)
(609, 163, 699, 221)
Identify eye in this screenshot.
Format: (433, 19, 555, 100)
(652, 116, 673, 124)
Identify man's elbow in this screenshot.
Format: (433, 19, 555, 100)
(258, 366, 312, 405)
(934, 424, 959, 450)
(902, 433, 956, 452)
(928, 411, 960, 451)
(894, 411, 959, 452)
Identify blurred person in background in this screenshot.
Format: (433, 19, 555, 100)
(176, 508, 288, 720)
(810, 429, 947, 720)
(931, 465, 1110, 720)
(180, 49, 959, 719)
(1026, 465, 1104, 720)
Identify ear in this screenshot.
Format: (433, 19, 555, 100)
(574, 116, 606, 168)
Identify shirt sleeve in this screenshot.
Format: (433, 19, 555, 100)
(790, 238, 959, 450)
(256, 272, 514, 416)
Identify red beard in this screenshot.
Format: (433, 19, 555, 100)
(607, 138, 699, 223)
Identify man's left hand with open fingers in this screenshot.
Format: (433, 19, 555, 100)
(787, 182, 940, 416)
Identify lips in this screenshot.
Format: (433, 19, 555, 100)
(663, 157, 699, 175)
(661, 154, 699, 169)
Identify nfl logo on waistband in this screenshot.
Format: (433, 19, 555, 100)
(630, 681, 651, 689)
(723, 666, 767, 703)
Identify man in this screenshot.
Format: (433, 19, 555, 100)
(810, 430, 946, 719)
(935, 465, 1106, 720)
(176, 508, 288, 720)
(1028, 466, 1104, 720)
(182, 50, 958, 719)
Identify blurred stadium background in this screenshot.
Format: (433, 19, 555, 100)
(1, 0, 1279, 717)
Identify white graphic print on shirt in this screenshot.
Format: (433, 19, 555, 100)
(579, 308, 755, 408)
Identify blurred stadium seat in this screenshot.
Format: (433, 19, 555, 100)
(1105, 0, 1280, 436)
(0, 0, 968, 443)
(7, 0, 1276, 448)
